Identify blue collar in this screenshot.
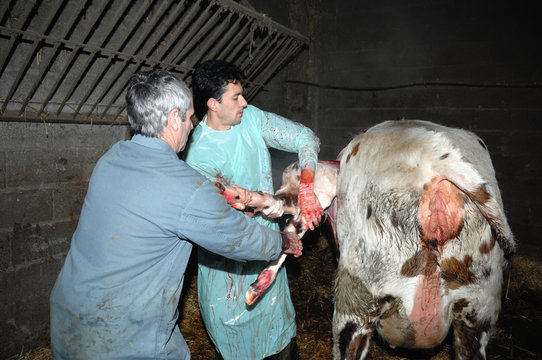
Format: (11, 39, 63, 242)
(131, 134, 178, 157)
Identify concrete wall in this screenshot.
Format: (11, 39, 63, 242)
(0, 122, 130, 356)
(251, 0, 542, 261)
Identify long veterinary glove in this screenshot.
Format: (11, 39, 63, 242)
(298, 168, 323, 231)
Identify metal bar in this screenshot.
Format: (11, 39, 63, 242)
(75, 1, 155, 117)
(176, 9, 231, 66)
(111, 102, 128, 125)
(0, 1, 39, 93)
(224, 23, 254, 63)
(0, 0, 309, 124)
(18, 0, 88, 115)
(54, 53, 99, 117)
(170, 5, 223, 65)
(255, 39, 297, 81)
(0, 3, 39, 67)
(240, 30, 279, 72)
(215, 17, 252, 60)
(1, 1, 65, 113)
(100, 78, 131, 122)
(0, 26, 195, 74)
(245, 40, 301, 100)
(196, 12, 244, 67)
(1, 111, 127, 125)
(244, 41, 296, 97)
(140, 0, 202, 64)
(86, 0, 174, 118)
(0, 0, 14, 25)
(162, 1, 214, 64)
(245, 34, 288, 77)
(99, 0, 194, 99)
(100, 0, 201, 119)
(35, 0, 112, 117)
(56, 0, 132, 116)
(124, 0, 176, 58)
(214, 0, 308, 43)
(239, 27, 277, 70)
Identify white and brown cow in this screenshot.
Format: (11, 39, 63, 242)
(332, 120, 516, 359)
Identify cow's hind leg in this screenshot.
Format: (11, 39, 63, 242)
(337, 321, 374, 360)
(333, 265, 376, 359)
(451, 302, 492, 360)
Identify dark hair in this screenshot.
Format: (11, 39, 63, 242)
(125, 69, 191, 136)
(192, 59, 244, 119)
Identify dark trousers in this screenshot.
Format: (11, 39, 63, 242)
(264, 338, 299, 360)
(215, 338, 299, 360)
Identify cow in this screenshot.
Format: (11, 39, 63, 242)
(332, 120, 516, 360)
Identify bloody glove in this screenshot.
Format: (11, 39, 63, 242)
(298, 168, 323, 231)
(214, 183, 252, 210)
(226, 185, 253, 210)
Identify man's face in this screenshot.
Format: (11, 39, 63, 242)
(215, 82, 248, 129)
(178, 101, 195, 152)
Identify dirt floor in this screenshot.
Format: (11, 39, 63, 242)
(6, 231, 542, 360)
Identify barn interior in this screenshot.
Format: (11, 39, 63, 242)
(1, 0, 541, 358)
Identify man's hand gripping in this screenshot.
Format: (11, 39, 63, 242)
(298, 169, 323, 231)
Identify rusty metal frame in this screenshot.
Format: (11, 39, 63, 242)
(0, 0, 308, 125)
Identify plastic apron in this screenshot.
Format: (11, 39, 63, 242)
(183, 105, 319, 359)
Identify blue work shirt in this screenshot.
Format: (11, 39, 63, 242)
(49, 134, 282, 359)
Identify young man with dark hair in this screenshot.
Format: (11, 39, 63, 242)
(184, 60, 322, 360)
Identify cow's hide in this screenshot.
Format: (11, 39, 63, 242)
(332, 120, 516, 360)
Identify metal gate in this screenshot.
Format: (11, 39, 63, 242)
(0, 0, 308, 125)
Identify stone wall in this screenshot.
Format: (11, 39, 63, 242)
(0, 122, 130, 356)
(251, 0, 542, 261)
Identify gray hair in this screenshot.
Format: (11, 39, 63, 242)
(126, 69, 192, 137)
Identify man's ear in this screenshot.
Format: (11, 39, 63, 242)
(207, 98, 218, 112)
(167, 108, 179, 130)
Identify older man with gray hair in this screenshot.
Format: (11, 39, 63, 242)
(49, 69, 298, 359)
